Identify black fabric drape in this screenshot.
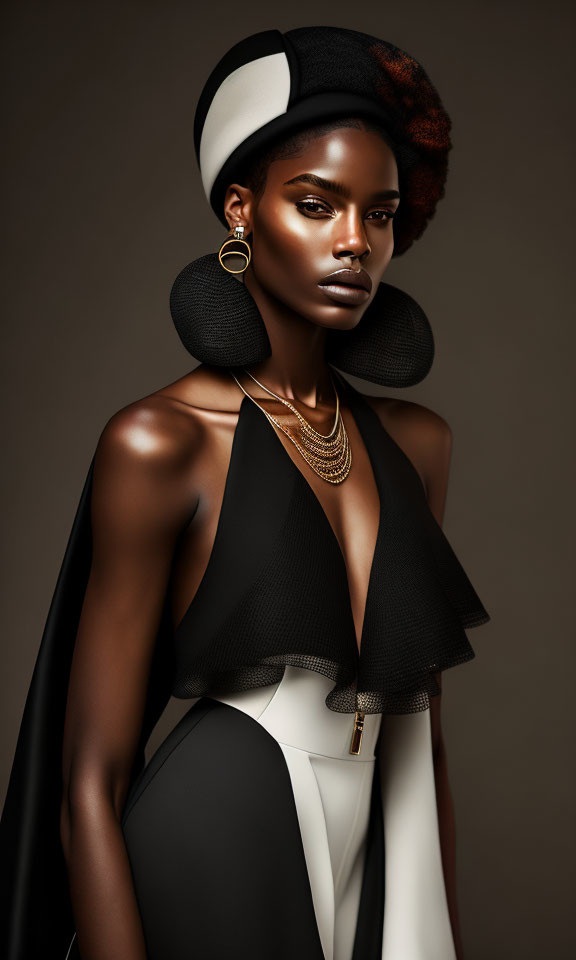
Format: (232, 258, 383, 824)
(0, 458, 176, 959)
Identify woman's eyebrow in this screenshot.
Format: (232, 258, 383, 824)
(283, 173, 400, 201)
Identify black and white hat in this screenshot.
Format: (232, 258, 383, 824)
(193, 26, 453, 257)
(170, 27, 453, 385)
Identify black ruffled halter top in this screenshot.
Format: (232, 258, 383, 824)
(0, 371, 491, 960)
(171, 371, 490, 715)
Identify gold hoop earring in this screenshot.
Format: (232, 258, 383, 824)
(218, 224, 252, 274)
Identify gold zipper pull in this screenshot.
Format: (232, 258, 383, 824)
(349, 710, 365, 755)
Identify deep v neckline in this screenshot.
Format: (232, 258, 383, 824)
(235, 375, 383, 657)
(172, 374, 386, 661)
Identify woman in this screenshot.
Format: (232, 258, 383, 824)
(0, 26, 490, 960)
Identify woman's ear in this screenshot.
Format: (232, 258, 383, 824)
(222, 183, 255, 234)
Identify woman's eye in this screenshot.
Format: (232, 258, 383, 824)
(367, 210, 396, 223)
(296, 200, 330, 216)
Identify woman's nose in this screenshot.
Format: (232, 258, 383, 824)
(333, 211, 370, 262)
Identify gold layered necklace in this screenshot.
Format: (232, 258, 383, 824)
(229, 367, 352, 484)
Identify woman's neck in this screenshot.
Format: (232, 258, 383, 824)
(242, 270, 334, 408)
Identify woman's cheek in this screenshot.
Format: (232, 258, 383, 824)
(252, 222, 313, 296)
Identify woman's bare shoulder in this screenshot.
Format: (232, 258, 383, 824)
(96, 365, 242, 471)
(360, 392, 451, 442)
(359, 392, 452, 494)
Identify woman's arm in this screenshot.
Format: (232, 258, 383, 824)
(59, 400, 199, 960)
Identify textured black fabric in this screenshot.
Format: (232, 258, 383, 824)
(285, 27, 418, 153)
(170, 253, 271, 368)
(170, 252, 434, 388)
(171, 371, 490, 715)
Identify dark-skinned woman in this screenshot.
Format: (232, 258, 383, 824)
(1, 26, 490, 960)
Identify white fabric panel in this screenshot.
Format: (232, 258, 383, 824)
(213, 666, 379, 960)
(199, 52, 291, 200)
(379, 709, 457, 960)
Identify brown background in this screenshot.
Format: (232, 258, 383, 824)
(1, 1, 574, 956)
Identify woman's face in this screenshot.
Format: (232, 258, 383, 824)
(227, 126, 400, 331)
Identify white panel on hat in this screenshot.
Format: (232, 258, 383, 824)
(199, 52, 291, 201)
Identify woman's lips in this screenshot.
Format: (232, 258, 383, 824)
(317, 283, 371, 305)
